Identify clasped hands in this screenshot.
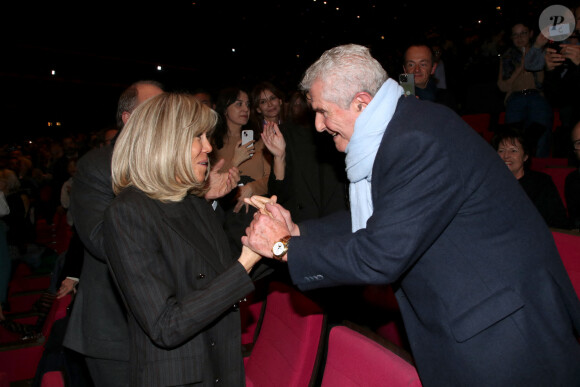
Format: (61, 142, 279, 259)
(241, 195, 299, 262)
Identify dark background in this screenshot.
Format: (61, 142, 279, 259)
(1, 0, 566, 143)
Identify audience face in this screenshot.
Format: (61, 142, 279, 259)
(225, 91, 250, 128)
(309, 79, 359, 153)
(193, 92, 213, 108)
(404, 45, 436, 89)
(497, 138, 528, 179)
(191, 132, 212, 182)
(572, 122, 580, 161)
(256, 88, 283, 122)
(510, 24, 532, 50)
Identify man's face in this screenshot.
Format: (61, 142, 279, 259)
(404, 46, 436, 89)
(572, 122, 580, 161)
(308, 79, 361, 153)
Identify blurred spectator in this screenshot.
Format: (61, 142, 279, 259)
(403, 43, 458, 111)
(498, 21, 553, 157)
(493, 126, 570, 229)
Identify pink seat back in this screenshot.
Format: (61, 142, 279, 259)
(461, 114, 493, 142)
(245, 282, 325, 387)
(41, 371, 65, 387)
(321, 326, 422, 387)
(552, 230, 580, 299)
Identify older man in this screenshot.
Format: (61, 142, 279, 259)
(243, 44, 580, 386)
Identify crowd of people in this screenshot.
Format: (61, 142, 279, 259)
(1, 7, 580, 386)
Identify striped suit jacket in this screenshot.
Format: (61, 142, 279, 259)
(104, 187, 255, 386)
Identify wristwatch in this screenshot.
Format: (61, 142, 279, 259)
(272, 235, 291, 260)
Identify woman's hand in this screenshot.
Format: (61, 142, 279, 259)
(57, 278, 78, 299)
(232, 139, 255, 167)
(544, 47, 566, 71)
(262, 122, 286, 158)
(238, 245, 262, 273)
(560, 44, 580, 66)
(233, 184, 253, 213)
(205, 159, 240, 200)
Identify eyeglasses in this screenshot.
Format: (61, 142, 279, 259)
(574, 140, 580, 150)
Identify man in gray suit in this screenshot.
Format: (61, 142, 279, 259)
(63, 80, 165, 386)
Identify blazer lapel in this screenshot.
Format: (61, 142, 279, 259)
(158, 196, 227, 274)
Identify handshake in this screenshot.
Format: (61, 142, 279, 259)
(241, 195, 299, 262)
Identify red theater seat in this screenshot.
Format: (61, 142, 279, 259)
(245, 282, 326, 387)
(552, 230, 580, 299)
(321, 325, 422, 387)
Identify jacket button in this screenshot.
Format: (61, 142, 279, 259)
(198, 273, 206, 279)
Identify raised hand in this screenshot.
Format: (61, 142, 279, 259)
(232, 138, 256, 167)
(205, 158, 241, 200)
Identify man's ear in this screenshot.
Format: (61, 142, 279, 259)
(431, 62, 438, 75)
(121, 111, 131, 125)
(352, 92, 373, 112)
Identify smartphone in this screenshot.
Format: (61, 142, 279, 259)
(399, 73, 415, 96)
(241, 129, 254, 147)
(547, 40, 562, 53)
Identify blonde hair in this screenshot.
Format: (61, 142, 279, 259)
(112, 92, 217, 202)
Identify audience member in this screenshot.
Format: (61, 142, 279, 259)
(104, 92, 263, 386)
(250, 81, 286, 129)
(191, 87, 215, 109)
(525, 5, 580, 158)
(285, 90, 314, 128)
(63, 80, 165, 387)
(243, 43, 580, 386)
(0, 179, 11, 321)
(498, 21, 553, 157)
(565, 120, 580, 229)
(402, 43, 458, 111)
(492, 126, 570, 229)
(211, 86, 272, 255)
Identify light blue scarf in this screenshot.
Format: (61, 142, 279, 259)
(345, 79, 404, 232)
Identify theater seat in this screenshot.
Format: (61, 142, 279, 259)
(552, 230, 580, 299)
(245, 282, 326, 387)
(0, 294, 72, 383)
(461, 113, 494, 143)
(41, 371, 65, 387)
(321, 325, 422, 387)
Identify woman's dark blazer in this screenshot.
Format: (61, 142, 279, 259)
(103, 187, 255, 387)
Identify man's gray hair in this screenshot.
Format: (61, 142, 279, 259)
(299, 44, 388, 109)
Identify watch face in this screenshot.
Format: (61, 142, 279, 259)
(273, 241, 285, 256)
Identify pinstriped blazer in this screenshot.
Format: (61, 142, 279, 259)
(104, 187, 255, 386)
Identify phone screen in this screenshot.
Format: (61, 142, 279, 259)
(399, 74, 415, 96)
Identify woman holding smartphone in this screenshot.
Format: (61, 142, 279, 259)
(211, 87, 272, 254)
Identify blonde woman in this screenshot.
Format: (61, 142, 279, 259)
(104, 93, 262, 386)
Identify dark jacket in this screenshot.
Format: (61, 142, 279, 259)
(286, 96, 580, 386)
